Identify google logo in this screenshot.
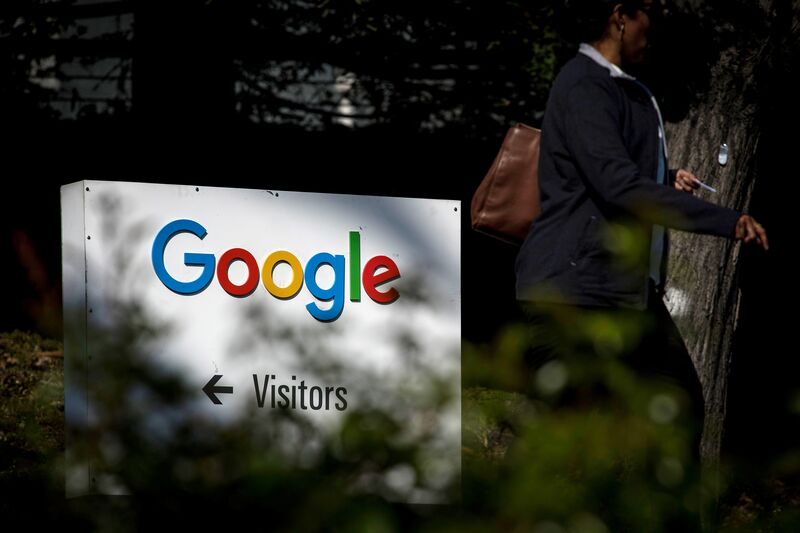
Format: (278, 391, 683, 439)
(152, 219, 401, 322)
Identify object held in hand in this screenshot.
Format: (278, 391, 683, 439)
(695, 178, 717, 193)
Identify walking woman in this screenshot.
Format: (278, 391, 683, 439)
(514, 0, 768, 529)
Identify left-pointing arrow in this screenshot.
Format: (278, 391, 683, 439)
(203, 374, 233, 405)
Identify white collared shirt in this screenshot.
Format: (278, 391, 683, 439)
(578, 42, 636, 80)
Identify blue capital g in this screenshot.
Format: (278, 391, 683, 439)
(152, 219, 215, 295)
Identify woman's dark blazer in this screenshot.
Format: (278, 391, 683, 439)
(515, 52, 742, 310)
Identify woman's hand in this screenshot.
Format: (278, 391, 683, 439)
(673, 169, 702, 193)
(734, 214, 769, 250)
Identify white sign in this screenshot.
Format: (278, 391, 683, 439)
(62, 180, 461, 502)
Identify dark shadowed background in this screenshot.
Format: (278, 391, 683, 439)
(2, 0, 799, 529)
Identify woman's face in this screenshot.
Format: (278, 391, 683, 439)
(620, 1, 653, 64)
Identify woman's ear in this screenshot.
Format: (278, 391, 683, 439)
(612, 4, 626, 33)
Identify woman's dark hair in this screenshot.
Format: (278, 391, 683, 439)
(560, 0, 647, 44)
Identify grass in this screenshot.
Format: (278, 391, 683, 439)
(0, 330, 63, 479)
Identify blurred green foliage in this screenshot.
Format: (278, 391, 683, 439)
(1, 313, 800, 530)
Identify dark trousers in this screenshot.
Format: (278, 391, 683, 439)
(520, 281, 705, 448)
(519, 280, 706, 530)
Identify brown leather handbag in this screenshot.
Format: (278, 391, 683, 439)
(470, 123, 541, 245)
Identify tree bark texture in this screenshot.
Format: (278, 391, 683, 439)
(663, 0, 798, 501)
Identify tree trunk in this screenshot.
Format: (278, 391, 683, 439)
(665, 49, 758, 464)
(663, 0, 798, 515)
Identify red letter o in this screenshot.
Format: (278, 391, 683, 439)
(217, 248, 259, 297)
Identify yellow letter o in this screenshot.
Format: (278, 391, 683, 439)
(262, 250, 303, 299)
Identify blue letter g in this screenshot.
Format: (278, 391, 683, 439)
(152, 219, 215, 295)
